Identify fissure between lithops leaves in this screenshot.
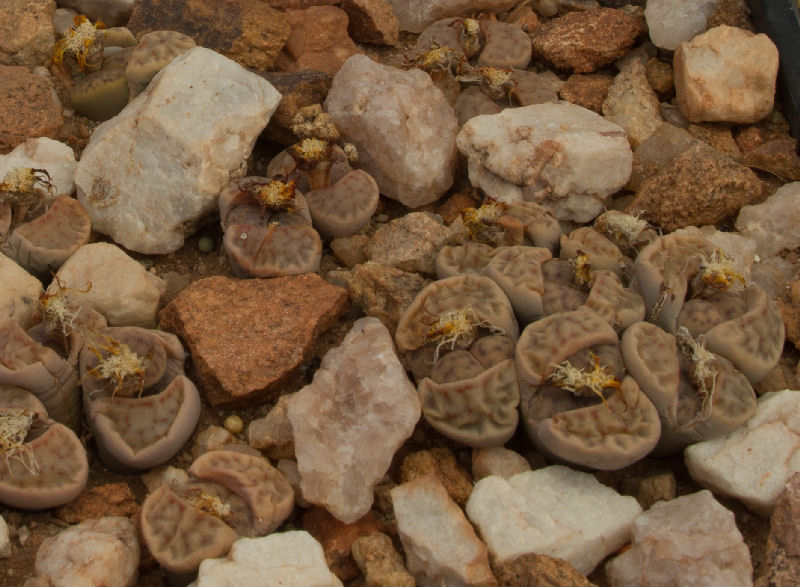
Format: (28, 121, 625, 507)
(676, 327, 718, 420)
(548, 353, 621, 411)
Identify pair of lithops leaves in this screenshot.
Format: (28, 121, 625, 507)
(220, 142, 378, 278)
(140, 449, 294, 576)
(0, 385, 88, 510)
(0, 167, 91, 275)
(395, 274, 521, 447)
(437, 225, 645, 330)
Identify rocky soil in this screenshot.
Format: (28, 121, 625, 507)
(2, 0, 800, 585)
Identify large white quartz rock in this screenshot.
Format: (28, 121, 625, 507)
(644, 0, 718, 50)
(391, 475, 496, 586)
(606, 490, 752, 586)
(0, 137, 77, 198)
(735, 182, 800, 258)
(191, 532, 342, 587)
(685, 389, 800, 516)
(456, 102, 632, 223)
(385, 0, 518, 33)
(324, 54, 458, 208)
(0, 252, 42, 330)
(287, 317, 421, 523)
(75, 47, 281, 254)
(48, 242, 166, 328)
(674, 25, 779, 124)
(465, 466, 642, 574)
(34, 517, 139, 587)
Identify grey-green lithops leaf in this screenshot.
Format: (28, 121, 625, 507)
(70, 68, 130, 121)
(125, 30, 196, 96)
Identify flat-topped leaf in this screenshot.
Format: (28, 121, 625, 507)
(435, 242, 497, 279)
(484, 246, 552, 324)
(583, 269, 645, 332)
(223, 223, 322, 278)
(304, 169, 379, 239)
(560, 227, 625, 277)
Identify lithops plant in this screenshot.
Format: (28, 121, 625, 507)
(219, 176, 322, 278)
(303, 169, 379, 239)
(125, 30, 196, 96)
(451, 199, 561, 251)
(559, 226, 627, 279)
(515, 309, 661, 470)
(0, 166, 55, 235)
(621, 321, 758, 455)
(53, 14, 105, 74)
(1, 195, 91, 275)
(0, 408, 89, 509)
(583, 270, 646, 333)
(395, 274, 520, 360)
(593, 210, 657, 257)
(70, 68, 130, 121)
(435, 241, 497, 279)
(418, 334, 519, 447)
(482, 246, 553, 325)
(79, 326, 201, 471)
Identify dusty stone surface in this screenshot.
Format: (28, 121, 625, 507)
(54, 483, 139, 524)
(602, 59, 663, 148)
(342, 261, 430, 333)
(477, 21, 532, 70)
(49, 242, 166, 327)
(302, 506, 382, 581)
(34, 517, 140, 587)
(400, 448, 474, 507)
(644, 0, 717, 50)
(646, 58, 674, 95)
(351, 532, 415, 587)
(686, 390, 800, 516)
(757, 473, 800, 586)
(493, 553, 594, 587)
(191, 425, 239, 459)
(365, 212, 457, 276)
(688, 122, 742, 159)
(259, 70, 333, 146)
(341, 0, 400, 46)
(674, 25, 779, 124)
(325, 54, 459, 208)
(0, 137, 77, 199)
(0, 0, 55, 67)
(0, 66, 63, 154)
(127, 0, 290, 70)
(472, 446, 531, 481)
(391, 475, 496, 586)
(277, 6, 362, 75)
(330, 234, 370, 268)
(742, 138, 800, 182)
(626, 133, 763, 232)
(530, 8, 644, 73)
(57, 0, 136, 27)
(621, 472, 677, 510)
(75, 47, 280, 254)
(466, 466, 642, 574)
(385, 0, 518, 33)
(707, 0, 754, 30)
(457, 102, 632, 223)
(159, 274, 348, 406)
(192, 531, 343, 587)
(606, 491, 752, 586)
(559, 73, 614, 114)
(247, 394, 295, 460)
(736, 181, 800, 258)
(288, 317, 421, 523)
(0, 253, 42, 330)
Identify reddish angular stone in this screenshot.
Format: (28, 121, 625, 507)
(757, 473, 800, 586)
(559, 73, 615, 113)
(341, 0, 399, 46)
(0, 66, 63, 154)
(302, 506, 382, 581)
(159, 274, 349, 407)
(54, 483, 139, 524)
(127, 0, 290, 70)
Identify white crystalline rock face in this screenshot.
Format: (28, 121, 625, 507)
(685, 389, 800, 516)
(384, 0, 519, 33)
(324, 54, 458, 208)
(465, 465, 642, 575)
(735, 181, 800, 259)
(75, 46, 281, 254)
(644, 0, 719, 50)
(391, 475, 496, 587)
(606, 490, 753, 587)
(287, 317, 421, 523)
(0, 137, 77, 199)
(191, 532, 342, 587)
(456, 102, 632, 223)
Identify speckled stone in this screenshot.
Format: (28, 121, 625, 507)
(259, 70, 333, 146)
(757, 473, 800, 586)
(55, 483, 139, 524)
(400, 448, 474, 507)
(341, 0, 399, 46)
(159, 274, 349, 407)
(493, 553, 594, 587)
(0, 0, 55, 67)
(0, 66, 63, 153)
(559, 73, 615, 113)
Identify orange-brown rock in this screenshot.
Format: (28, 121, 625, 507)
(159, 274, 349, 407)
(756, 473, 800, 586)
(530, 8, 644, 73)
(127, 0, 290, 70)
(400, 448, 474, 506)
(492, 552, 595, 586)
(0, 0, 55, 67)
(559, 74, 615, 113)
(54, 483, 139, 524)
(742, 137, 800, 182)
(0, 65, 63, 153)
(302, 506, 382, 581)
(341, 0, 399, 46)
(258, 70, 333, 146)
(275, 6, 362, 75)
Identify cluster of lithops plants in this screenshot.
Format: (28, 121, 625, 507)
(394, 204, 785, 470)
(0, 277, 200, 508)
(53, 15, 196, 121)
(219, 104, 380, 277)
